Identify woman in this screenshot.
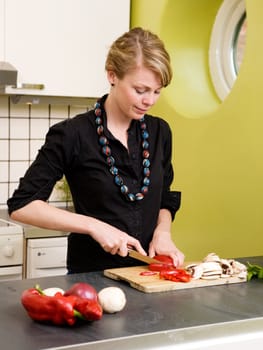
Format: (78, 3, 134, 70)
(7, 27, 184, 273)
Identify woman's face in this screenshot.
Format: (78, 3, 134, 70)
(108, 65, 162, 121)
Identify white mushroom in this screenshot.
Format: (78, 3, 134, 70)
(98, 287, 126, 313)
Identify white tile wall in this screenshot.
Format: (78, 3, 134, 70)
(10, 118, 29, 139)
(0, 140, 9, 160)
(0, 118, 8, 138)
(0, 95, 95, 209)
(30, 118, 49, 139)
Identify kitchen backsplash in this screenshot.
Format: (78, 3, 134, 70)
(0, 95, 96, 209)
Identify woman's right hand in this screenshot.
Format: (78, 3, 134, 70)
(88, 218, 147, 257)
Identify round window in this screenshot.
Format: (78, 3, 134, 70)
(209, 0, 246, 101)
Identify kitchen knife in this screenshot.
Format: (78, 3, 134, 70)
(128, 249, 161, 264)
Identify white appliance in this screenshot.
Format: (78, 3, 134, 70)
(0, 218, 23, 281)
(26, 236, 67, 278)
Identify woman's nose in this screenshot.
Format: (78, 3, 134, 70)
(142, 94, 155, 106)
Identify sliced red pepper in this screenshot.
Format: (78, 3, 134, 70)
(160, 269, 192, 283)
(140, 271, 158, 276)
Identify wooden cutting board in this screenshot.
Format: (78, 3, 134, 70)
(104, 265, 247, 293)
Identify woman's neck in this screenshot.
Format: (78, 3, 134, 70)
(104, 96, 130, 148)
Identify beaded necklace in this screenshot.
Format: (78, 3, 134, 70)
(94, 101, 150, 202)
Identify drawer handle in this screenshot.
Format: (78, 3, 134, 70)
(14, 83, 45, 90)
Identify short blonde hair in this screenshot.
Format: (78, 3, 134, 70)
(105, 27, 172, 87)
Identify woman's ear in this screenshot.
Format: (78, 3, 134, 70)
(107, 70, 116, 86)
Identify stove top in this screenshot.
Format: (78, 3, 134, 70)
(0, 218, 23, 235)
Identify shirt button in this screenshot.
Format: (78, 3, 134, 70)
(131, 153, 136, 160)
(132, 180, 137, 184)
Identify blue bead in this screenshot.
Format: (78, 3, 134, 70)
(120, 185, 128, 194)
(99, 136, 108, 145)
(143, 159, 150, 167)
(95, 116, 102, 125)
(127, 193, 135, 201)
(110, 166, 118, 175)
(142, 130, 149, 139)
(143, 177, 150, 186)
(114, 175, 123, 186)
(142, 140, 149, 149)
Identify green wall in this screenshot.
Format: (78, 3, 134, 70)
(131, 0, 263, 261)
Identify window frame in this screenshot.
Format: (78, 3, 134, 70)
(209, 0, 246, 101)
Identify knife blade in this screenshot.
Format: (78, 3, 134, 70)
(128, 249, 161, 265)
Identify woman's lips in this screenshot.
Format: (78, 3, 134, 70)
(135, 106, 147, 114)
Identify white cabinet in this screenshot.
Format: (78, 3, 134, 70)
(26, 237, 67, 278)
(0, 0, 130, 97)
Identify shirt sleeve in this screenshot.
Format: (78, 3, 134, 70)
(7, 119, 75, 214)
(160, 120, 181, 220)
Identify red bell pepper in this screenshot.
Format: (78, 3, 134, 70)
(148, 263, 175, 272)
(148, 254, 176, 272)
(153, 255, 174, 266)
(160, 269, 192, 282)
(21, 285, 103, 326)
(74, 298, 103, 321)
(21, 288, 78, 326)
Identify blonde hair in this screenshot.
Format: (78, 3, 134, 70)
(105, 27, 172, 87)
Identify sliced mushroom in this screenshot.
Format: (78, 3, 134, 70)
(186, 253, 247, 280)
(230, 260, 247, 278)
(185, 264, 204, 280)
(203, 253, 221, 263)
(220, 258, 234, 276)
(198, 261, 222, 280)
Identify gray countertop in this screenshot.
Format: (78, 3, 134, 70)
(1, 256, 263, 350)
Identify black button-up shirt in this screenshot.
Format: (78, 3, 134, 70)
(7, 95, 181, 272)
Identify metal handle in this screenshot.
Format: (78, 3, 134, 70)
(14, 83, 45, 90)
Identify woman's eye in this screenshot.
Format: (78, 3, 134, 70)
(135, 89, 145, 94)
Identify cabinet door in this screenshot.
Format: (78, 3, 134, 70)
(1, 0, 130, 97)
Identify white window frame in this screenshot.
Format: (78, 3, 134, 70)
(209, 0, 246, 101)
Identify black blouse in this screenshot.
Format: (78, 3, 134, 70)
(7, 95, 181, 272)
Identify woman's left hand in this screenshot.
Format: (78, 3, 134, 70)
(148, 229, 185, 268)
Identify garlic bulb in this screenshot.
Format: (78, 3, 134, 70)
(98, 287, 126, 313)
